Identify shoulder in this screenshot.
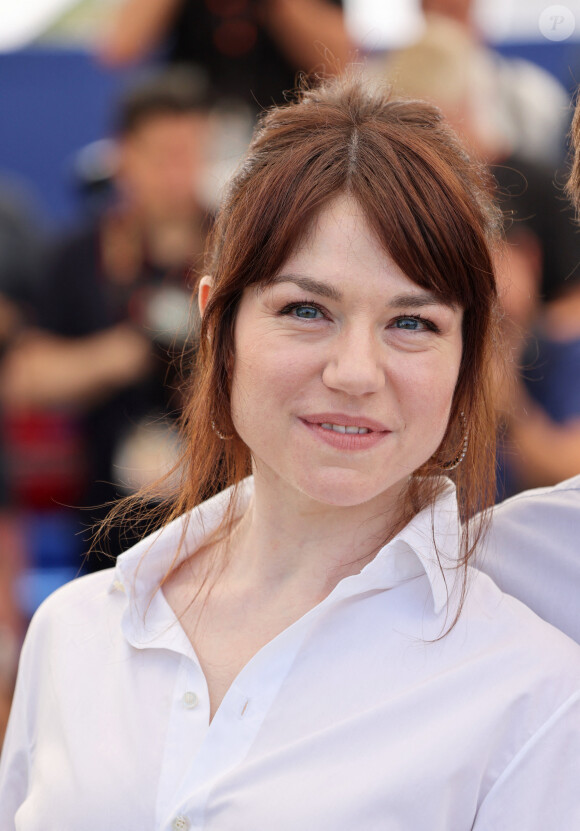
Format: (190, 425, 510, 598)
(466, 565, 577, 647)
(473, 477, 580, 643)
(484, 474, 580, 562)
(492, 474, 580, 516)
(36, 567, 116, 611)
(461, 568, 580, 708)
(24, 568, 121, 651)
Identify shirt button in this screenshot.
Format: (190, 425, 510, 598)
(182, 691, 199, 709)
(172, 816, 191, 831)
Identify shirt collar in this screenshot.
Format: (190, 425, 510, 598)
(111, 476, 462, 643)
(111, 480, 253, 649)
(394, 480, 462, 615)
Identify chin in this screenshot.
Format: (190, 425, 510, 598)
(295, 468, 404, 510)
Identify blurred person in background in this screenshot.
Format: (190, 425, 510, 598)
(419, 0, 571, 165)
(493, 223, 580, 493)
(97, 0, 353, 110)
(0, 178, 45, 747)
(0, 68, 213, 563)
(96, 0, 353, 189)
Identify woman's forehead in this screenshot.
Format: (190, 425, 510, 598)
(260, 195, 458, 306)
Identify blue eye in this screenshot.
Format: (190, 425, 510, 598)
(396, 317, 422, 330)
(279, 301, 326, 320)
(393, 316, 434, 331)
(294, 305, 321, 319)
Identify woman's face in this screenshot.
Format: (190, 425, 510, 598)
(227, 195, 464, 511)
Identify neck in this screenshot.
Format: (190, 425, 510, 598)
(220, 472, 406, 598)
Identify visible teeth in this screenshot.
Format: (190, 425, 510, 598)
(320, 423, 370, 435)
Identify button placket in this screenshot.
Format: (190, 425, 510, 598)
(166, 602, 326, 828)
(156, 657, 210, 830)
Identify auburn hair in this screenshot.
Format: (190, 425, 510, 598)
(103, 73, 503, 617)
(567, 92, 580, 215)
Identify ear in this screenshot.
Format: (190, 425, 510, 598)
(198, 275, 213, 317)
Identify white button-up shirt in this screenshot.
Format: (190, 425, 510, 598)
(2, 479, 580, 829)
(481, 474, 580, 643)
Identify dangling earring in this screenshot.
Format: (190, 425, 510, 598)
(440, 411, 469, 471)
(211, 419, 234, 441)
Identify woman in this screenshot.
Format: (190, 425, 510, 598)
(1, 75, 579, 829)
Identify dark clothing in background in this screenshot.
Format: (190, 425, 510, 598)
(492, 156, 580, 302)
(36, 220, 195, 559)
(0, 182, 44, 510)
(493, 156, 580, 501)
(168, 0, 343, 109)
(0, 187, 43, 313)
(40, 225, 157, 506)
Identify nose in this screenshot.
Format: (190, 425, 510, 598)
(322, 325, 385, 397)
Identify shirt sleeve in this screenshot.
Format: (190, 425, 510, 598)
(473, 692, 580, 829)
(0, 613, 40, 828)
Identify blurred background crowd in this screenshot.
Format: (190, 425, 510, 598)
(1, 0, 580, 745)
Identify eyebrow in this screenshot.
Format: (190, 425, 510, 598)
(268, 273, 458, 310)
(389, 293, 459, 311)
(269, 273, 342, 301)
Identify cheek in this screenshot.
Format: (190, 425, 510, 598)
(390, 354, 460, 425)
(234, 333, 315, 400)
(230, 338, 283, 426)
(232, 357, 302, 427)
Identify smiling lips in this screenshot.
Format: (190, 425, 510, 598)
(301, 414, 390, 450)
(321, 423, 370, 434)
